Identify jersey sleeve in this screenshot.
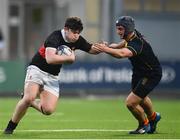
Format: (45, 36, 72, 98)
(44, 31, 60, 49)
(126, 40, 143, 56)
(74, 36, 92, 52)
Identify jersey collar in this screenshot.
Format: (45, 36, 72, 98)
(61, 29, 69, 43)
(126, 32, 136, 42)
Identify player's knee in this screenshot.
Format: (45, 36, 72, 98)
(41, 106, 55, 115)
(126, 99, 135, 110)
(22, 96, 35, 106)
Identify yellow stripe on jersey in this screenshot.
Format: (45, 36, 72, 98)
(124, 41, 128, 48)
(127, 46, 138, 55)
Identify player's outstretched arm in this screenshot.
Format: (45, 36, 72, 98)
(109, 40, 126, 49)
(94, 43, 133, 58)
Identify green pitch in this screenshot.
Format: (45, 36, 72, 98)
(0, 97, 180, 139)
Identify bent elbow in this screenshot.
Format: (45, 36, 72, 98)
(114, 52, 124, 58)
(46, 57, 55, 64)
(46, 59, 53, 64)
(118, 52, 131, 58)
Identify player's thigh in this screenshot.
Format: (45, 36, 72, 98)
(40, 90, 59, 111)
(24, 82, 40, 100)
(24, 65, 44, 99)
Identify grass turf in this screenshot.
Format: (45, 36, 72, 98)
(0, 97, 180, 139)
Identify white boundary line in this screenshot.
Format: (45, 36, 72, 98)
(0, 129, 130, 132)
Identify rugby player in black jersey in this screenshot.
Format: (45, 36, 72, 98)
(94, 16, 162, 134)
(4, 17, 100, 134)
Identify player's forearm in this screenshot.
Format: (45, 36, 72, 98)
(46, 54, 75, 64)
(104, 47, 132, 58)
(104, 47, 123, 58)
(109, 40, 126, 49)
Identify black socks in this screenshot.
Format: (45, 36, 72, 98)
(4, 120, 18, 134)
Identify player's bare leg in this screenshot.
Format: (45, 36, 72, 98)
(31, 90, 58, 115)
(140, 96, 154, 117)
(4, 82, 40, 134)
(30, 98, 41, 111)
(126, 92, 150, 134)
(140, 96, 161, 133)
(126, 92, 146, 125)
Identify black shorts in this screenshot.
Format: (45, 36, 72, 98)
(131, 74, 162, 99)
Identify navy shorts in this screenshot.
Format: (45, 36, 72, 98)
(131, 73, 162, 98)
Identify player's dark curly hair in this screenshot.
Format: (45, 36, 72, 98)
(64, 17, 83, 33)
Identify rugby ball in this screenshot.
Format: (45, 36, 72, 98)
(57, 45, 72, 56)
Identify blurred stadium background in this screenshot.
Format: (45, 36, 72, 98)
(0, 0, 180, 139)
(0, 0, 180, 97)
